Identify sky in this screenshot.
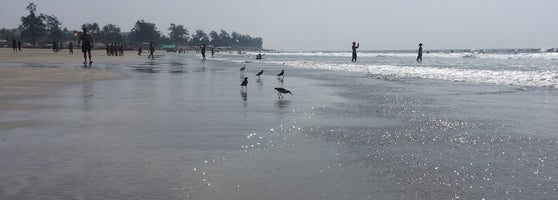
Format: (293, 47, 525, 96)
(1, 0, 557, 51)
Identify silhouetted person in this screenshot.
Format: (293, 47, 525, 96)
(78, 27, 94, 65)
(12, 38, 17, 53)
(352, 41, 359, 62)
(211, 47, 215, 57)
(17, 40, 22, 51)
(417, 43, 423, 63)
(148, 41, 155, 59)
(138, 45, 142, 56)
(52, 40, 58, 53)
(201, 44, 206, 60)
(68, 42, 74, 55)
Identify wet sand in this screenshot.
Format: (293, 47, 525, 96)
(0, 49, 128, 129)
(0, 50, 369, 199)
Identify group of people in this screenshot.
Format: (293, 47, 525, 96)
(11, 38, 22, 52)
(106, 43, 124, 56)
(351, 41, 424, 63)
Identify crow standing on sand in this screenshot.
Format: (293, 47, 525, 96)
(241, 77, 248, 92)
(277, 70, 284, 79)
(256, 70, 264, 79)
(274, 87, 292, 99)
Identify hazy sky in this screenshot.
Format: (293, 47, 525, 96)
(1, 0, 557, 51)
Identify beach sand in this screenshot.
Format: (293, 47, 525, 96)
(0, 49, 126, 129)
(0, 49, 374, 199)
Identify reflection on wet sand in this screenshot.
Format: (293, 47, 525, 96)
(275, 100, 291, 109)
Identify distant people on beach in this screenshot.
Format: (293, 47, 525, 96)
(12, 38, 17, 53)
(211, 47, 215, 57)
(138, 45, 142, 56)
(105, 43, 124, 56)
(78, 27, 94, 65)
(17, 40, 22, 51)
(352, 41, 359, 62)
(417, 43, 423, 63)
(256, 53, 264, 59)
(201, 44, 206, 60)
(52, 40, 59, 53)
(68, 42, 74, 55)
(148, 41, 155, 59)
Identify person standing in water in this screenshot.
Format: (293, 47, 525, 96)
(352, 41, 359, 62)
(78, 27, 94, 65)
(417, 43, 423, 63)
(147, 41, 155, 59)
(12, 38, 17, 53)
(201, 44, 206, 60)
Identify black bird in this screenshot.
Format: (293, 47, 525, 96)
(274, 87, 292, 99)
(256, 70, 264, 79)
(241, 77, 248, 91)
(276, 70, 284, 79)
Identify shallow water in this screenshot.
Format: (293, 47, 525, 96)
(1, 53, 558, 199)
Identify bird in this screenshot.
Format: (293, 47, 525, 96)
(256, 70, 264, 79)
(274, 87, 292, 99)
(240, 77, 248, 91)
(276, 70, 284, 79)
(240, 65, 246, 76)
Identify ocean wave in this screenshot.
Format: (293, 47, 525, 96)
(280, 61, 558, 88)
(258, 51, 558, 60)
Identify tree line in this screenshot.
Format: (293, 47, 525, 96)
(0, 3, 263, 49)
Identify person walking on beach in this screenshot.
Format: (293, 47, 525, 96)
(138, 45, 142, 56)
(12, 38, 17, 53)
(417, 43, 423, 63)
(78, 27, 94, 65)
(17, 40, 22, 51)
(201, 44, 207, 60)
(147, 41, 155, 59)
(352, 41, 359, 62)
(68, 42, 74, 55)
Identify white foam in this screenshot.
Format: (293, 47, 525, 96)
(260, 51, 558, 60)
(280, 61, 558, 88)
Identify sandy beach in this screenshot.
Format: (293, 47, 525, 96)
(1, 48, 557, 199)
(0, 49, 130, 129)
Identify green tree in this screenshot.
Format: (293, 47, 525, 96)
(128, 20, 160, 45)
(101, 24, 123, 43)
(230, 32, 240, 46)
(219, 30, 232, 47)
(82, 23, 100, 33)
(19, 3, 46, 45)
(168, 23, 188, 45)
(0, 28, 19, 40)
(45, 15, 63, 41)
(191, 29, 209, 46)
(82, 22, 101, 41)
(208, 31, 220, 46)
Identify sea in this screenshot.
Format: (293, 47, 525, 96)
(1, 48, 558, 199)
(211, 48, 558, 199)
